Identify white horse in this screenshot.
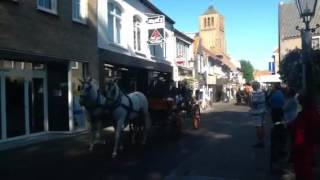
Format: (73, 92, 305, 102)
(104, 79, 151, 158)
(79, 77, 110, 151)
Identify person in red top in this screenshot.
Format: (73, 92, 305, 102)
(289, 94, 320, 180)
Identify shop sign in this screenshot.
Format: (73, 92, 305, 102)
(148, 28, 164, 44)
(147, 15, 165, 45)
(175, 55, 185, 65)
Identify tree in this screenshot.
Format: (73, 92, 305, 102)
(279, 49, 302, 90)
(279, 49, 320, 91)
(240, 60, 254, 83)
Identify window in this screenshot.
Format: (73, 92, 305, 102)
(133, 16, 142, 51)
(312, 37, 320, 50)
(72, 0, 87, 24)
(37, 0, 57, 14)
(204, 18, 207, 28)
(176, 40, 189, 65)
(108, 2, 122, 44)
(207, 17, 210, 27)
(220, 18, 224, 31)
(150, 45, 156, 57)
(211, 17, 214, 27)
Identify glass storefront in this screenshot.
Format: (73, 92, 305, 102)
(0, 60, 47, 140)
(71, 62, 86, 130)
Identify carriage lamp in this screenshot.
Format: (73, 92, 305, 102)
(295, 0, 318, 93)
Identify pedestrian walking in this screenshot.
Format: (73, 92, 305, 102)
(250, 81, 266, 148)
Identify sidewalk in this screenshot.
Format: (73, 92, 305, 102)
(276, 153, 320, 180)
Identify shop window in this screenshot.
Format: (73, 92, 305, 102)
(71, 62, 86, 130)
(37, 0, 57, 15)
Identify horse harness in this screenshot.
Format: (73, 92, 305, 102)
(105, 90, 143, 128)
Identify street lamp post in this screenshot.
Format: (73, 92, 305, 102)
(295, 0, 318, 93)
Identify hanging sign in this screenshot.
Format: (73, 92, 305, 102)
(148, 29, 164, 44)
(147, 15, 165, 44)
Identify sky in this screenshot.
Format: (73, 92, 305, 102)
(151, 0, 284, 70)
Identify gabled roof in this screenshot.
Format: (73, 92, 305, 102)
(140, 0, 175, 24)
(201, 46, 237, 71)
(203, 5, 218, 15)
(280, 2, 320, 39)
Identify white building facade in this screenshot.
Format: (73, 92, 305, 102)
(97, 0, 176, 93)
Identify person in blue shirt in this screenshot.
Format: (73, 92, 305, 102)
(269, 83, 286, 166)
(270, 83, 285, 123)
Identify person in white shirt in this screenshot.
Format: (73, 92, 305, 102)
(250, 81, 267, 148)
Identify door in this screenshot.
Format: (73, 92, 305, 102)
(5, 76, 26, 138)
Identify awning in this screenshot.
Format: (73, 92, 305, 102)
(0, 48, 88, 63)
(99, 49, 172, 73)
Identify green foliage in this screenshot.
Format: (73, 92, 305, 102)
(240, 60, 254, 83)
(181, 77, 195, 90)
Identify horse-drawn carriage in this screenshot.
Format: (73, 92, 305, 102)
(79, 77, 201, 158)
(149, 98, 183, 137)
(148, 79, 201, 136)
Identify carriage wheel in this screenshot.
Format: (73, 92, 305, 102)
(192, 105, 201, 129)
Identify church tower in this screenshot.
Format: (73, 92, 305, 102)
(199, 5, 226, 55)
